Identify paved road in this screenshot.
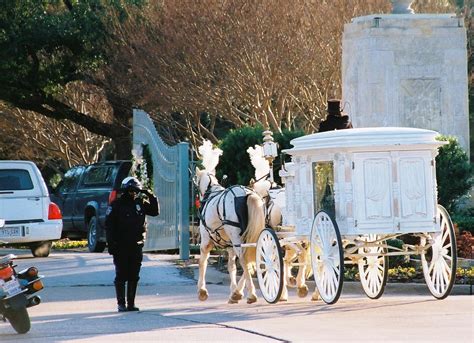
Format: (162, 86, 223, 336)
(0, 249, 472, 342)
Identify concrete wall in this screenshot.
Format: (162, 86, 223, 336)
(342, 14, 469, 156)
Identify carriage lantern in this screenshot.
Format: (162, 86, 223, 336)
(262, 130, 278, 184)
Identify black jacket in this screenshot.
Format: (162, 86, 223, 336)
(105, 193, 159, 252)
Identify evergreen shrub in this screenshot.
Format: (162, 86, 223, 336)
(435, 135, 473, 212)
(217, 126, 304, 186)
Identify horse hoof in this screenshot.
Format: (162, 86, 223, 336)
(311, 293, 320, 301)
(228, 298, 239, 304)
(246, 295, 257, 304)
(297, 285, 308, 298)
(279, 297, 288, 302)
(231, 292, 243, 301)
(287, 276, 297, 288)
(198, 290, 208, 301)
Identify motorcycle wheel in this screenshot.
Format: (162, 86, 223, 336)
(5, 307, 31, 334)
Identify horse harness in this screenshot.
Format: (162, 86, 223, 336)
(252, 174, 282, 228)
(263, 194, 281, 227)
(198, 184, 251, 249)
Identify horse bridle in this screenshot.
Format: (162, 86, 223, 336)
(194, 172, 232, 247)
(193, 171, 217, 197)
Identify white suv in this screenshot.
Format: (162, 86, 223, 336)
(0, 161, 62, 257)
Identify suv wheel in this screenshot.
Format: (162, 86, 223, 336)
(30, 241, 52, 257)
(87, 216, 106, 253)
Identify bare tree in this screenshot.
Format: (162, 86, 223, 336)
(106, 0, 397, 148)
(4, 0, 454, 159)
(412, 0, 455, 12)
(0, 82, 112, 173)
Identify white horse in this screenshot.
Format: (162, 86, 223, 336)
(194, 168, 265, 304)
(247, 145, 318, 302)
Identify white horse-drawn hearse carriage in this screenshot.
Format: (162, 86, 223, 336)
(255, 127, 457, 304)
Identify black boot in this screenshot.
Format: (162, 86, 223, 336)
(114, 281, 127, 312)
(127, 281, 139, 311)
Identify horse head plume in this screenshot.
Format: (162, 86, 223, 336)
(247, 145, 271, 197)
(198, 139, 222, 174)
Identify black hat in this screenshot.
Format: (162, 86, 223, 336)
(327, 99, 342, 115)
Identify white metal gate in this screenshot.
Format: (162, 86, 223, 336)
(132, 109, 189, 259)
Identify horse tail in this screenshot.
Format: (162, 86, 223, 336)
(241, 192, 265, 265)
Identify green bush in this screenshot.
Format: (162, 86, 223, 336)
(435, 135, 473, 212)
(217, 125, 304, 185)
(452, 207, 474, 234)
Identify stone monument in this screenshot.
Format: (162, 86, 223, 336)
(342, 1, 469, 155)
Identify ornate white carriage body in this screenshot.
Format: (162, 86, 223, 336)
(255, 127, 457, 305)
(279, 127, 442, 236)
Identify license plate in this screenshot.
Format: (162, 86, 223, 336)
(1, 279, 21, 296)
(0, 227, 21, 237)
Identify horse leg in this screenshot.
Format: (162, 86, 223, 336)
(197, 232, 213, 301)
(280, 271, 288, 302)
(242, 259, 258, 304)
(310, 245, 320, 301)
(296, 245, 309, 298)
(311, 288, 321, 301)
(284, 247, 297, 288)
(279, 247, 295, 302)
(227, 248, 237, 292)
(228, 275, 246, 304)
(227, 248, 243, 304)
(231, 241, 257, 304)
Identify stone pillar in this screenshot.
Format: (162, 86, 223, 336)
(342, 14, 469, 155)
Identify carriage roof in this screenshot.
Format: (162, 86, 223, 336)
(283, 127, 444, 155)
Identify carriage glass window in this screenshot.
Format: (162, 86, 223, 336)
(312, 162, 335, 217)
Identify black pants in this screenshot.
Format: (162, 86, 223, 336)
(113, 245, 143, 283)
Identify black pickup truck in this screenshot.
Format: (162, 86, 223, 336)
(50, 161, 132, 252)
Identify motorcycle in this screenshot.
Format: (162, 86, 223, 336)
(0, 253, 44, 334)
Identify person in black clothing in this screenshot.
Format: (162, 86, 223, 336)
(105, 176, 159, 312)
(318, 99, 353, 132)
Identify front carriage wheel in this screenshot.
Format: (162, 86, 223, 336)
(421, 205, 457, 299)
(256, 228, 284, 304)
(310, 211, 344, 304)
(358, 235, 388, 299)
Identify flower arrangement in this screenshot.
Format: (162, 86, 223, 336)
(131, 143, 154, 191)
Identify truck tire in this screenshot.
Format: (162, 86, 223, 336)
(87, 216, 106, 253)
(5, 307, 31, 334)
(30, 241, 52, 257)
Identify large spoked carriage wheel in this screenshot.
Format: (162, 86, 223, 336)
(256, 228, 284, 304)
(358, 234, 388, 299)
(421, 205, 457, 299)
(310, 211, 344, 304)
